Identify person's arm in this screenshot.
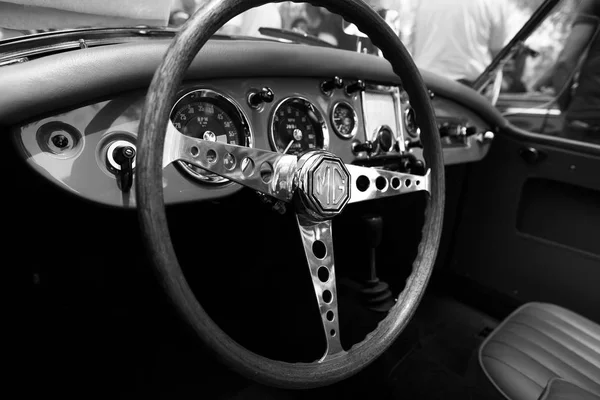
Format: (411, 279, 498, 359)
(552, 0, 600, 92)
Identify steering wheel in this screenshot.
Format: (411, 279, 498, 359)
(137, 0, 444, 389)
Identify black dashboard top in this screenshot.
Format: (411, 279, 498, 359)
(0, 38, 505, 128)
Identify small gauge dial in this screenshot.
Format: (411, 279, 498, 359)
(270, 98, 328, 155)
(404, 106, 420, 139)
(331, 101, 358, 139)
(170, 89, 252, 183)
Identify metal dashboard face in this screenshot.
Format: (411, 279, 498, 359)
(13, 78, 368, 208)
(13, 77, 493, 208)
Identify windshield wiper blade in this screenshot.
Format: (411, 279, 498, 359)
(258, 27, 337, 48)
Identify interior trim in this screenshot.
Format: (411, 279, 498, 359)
(502, 123, 600, 156)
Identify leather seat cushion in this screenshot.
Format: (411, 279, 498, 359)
(539, 378, 600, 400)
(479, 302, 600, 400)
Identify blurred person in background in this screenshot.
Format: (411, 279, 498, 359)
(169, 0, 282, 37)
(218, 4, 282, 37)
(411, 0, 512, 86)
(533, 0, 600, 144)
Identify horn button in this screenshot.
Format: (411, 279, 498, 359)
(297, 153, 351, 220)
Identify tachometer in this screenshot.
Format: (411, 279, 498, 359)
(170, 89, 252, 183)
(331, 101, 358, 139)
(269, 97, 328, 155)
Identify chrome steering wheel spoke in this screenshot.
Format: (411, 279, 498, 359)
(163, 121, 298, 202)
(296, 215, 345, 361)
(346, 164, 431, 204)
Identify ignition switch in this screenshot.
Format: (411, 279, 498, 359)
(106, 140, 136, 192)
(113, 146, 136, 192)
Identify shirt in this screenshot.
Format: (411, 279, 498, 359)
(411, 0, 511, 82)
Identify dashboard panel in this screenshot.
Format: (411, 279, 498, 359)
(12, 76, 494, 208)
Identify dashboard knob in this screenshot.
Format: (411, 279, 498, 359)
(346, 80, 366, 95)
(377, 126, 394, 152)
(477, 131, 495, 142)
(352, 140, 376, 155)
(248, 87, 275, 108)
(321, 76, 344, 94)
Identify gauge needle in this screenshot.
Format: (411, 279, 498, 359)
(282, 139, 295, 154)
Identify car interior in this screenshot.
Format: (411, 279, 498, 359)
(11, 0, 600, 398)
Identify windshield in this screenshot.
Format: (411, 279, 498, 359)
(0, 0, 573, 91)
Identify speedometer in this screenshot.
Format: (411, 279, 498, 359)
(170, 89, 252, 183)
(269, 97, 328, 155)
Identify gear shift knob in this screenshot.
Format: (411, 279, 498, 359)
(363, 214, 383, 249)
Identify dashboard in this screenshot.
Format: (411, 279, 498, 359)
(12, 75, 494, 208)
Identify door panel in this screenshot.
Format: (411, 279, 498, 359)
(496, 93, 563, 135)
(449, 127, 600, 322)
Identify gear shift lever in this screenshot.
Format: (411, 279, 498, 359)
(360, 214, 395, 313)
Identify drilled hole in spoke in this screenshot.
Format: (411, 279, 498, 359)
(312, 241, 326, 259)
(241, 157, 255, 177)
(206, 149, 217, 163)
(317, 266, 330, 283)
(416, 180, 421, 186)
(260, 162, 273, 183)
(330, 329, 336, 337)
(223, 153, 236, 170)
(326, 310, 335, 321)
(322, 290, 332, 303)
(391, 177, 401, 189)
(405, 179, 412, 187)
(190, 146, 199, 157)
(356, 175, 370, 192)
(375, 176, 388, 191)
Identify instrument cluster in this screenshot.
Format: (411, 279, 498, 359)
(168, 77, 418, 186)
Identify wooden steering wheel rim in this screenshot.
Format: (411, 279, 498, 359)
(136, 0, 445, 389)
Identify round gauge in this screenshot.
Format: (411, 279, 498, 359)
(404, 106, 420, 139)
(270, 97, 328, 155)
(331, 101, 358, 139)
(170, 89, 252, 183)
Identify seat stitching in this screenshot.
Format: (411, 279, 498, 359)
(486, 338, 562, 380)
(482, 353, 545, 390)
(494, 328, 600, 387)
(541, 306, 600, 341)
(506, 320, 600, 371)
(529, 307, 600, 344)
(523, 313, 600, 361)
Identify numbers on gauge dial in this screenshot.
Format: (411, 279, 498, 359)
(270, 98, 327, 155)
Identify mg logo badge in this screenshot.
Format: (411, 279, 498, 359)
(308, 157, 350, 214)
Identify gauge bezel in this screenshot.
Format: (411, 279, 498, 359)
(330, 101, 358, 139)
(404, 105, 421, 139)
(170, 88, 253, 184)
(269, 96, 329, 154)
